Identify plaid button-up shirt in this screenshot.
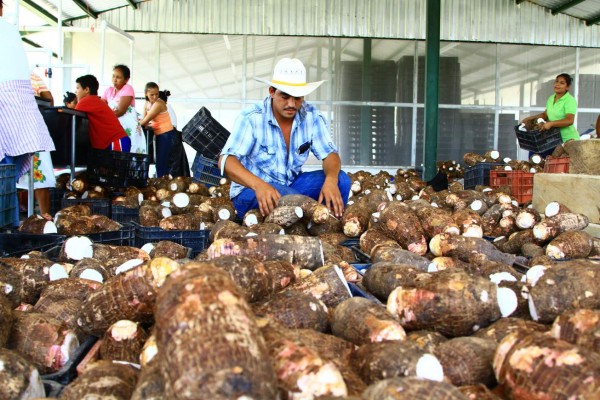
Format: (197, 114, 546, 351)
(221, 96, 338, 199)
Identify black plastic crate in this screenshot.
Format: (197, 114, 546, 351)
(0, 164, 17, 228)
(49, 188, 66, 215)
(463, 162, 504, 189)
(192, 154, 223, 187)
(43, 380, 64, 397)
(85, 225, 134, 246)
(514, 125, 562, 153)
(61, 198, 111, 217)
(111, 204, 139, 225)
(181, 107, 231, 160)
(131, 222, 210, 258)
(86, 149, 149, 188)
(0, 232, 66, 258)
(41, 336, 98, 385)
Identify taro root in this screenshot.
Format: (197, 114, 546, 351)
(0, 348, 45, 399)
(60, 360, 139, 400)
(494, 331, 600, 399)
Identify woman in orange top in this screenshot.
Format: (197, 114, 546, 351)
(139, 82, 175, 177)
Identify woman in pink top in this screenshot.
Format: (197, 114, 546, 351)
(101, 64, 146, 153)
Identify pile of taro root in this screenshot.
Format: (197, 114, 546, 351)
(1, 160, 600, 399)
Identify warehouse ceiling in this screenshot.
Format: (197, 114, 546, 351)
(9, 0, 600, 27)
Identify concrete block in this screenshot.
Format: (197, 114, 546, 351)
(533, 173, 600, 223)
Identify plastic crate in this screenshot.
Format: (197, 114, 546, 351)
(348, 282, 384, 306)
(131, 222, 210, 258)
(41, 336, 98, 385)
(49, 188, 66, 215)
(0, 164, 17, 228)
(341, 238, 371, 263)
(463, 162, 504, 189)
(0, 232, 65, 258)
(85, 225, 134, 246)
(43, 380, 64, 397)
(181, 107, 231, 160)
(86, 149, 149, 188)
(489, 170, 534, 204)
(514, 125, 562, 153)
(543, 156, 570, 173)
(192, 154, 223, 187)
(61, 198, 111, 217)
(111, 204, 139, 225)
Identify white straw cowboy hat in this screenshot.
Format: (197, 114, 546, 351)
(254, 58, 325, 97)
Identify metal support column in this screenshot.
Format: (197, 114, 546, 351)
(360, 39, 372, 165)
(423, 0, 440, 181)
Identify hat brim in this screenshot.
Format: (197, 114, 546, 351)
(254, 77, 325, 97)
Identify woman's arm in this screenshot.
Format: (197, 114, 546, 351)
(541, 113, 574, 131)
(114, 96, 133, 117)
(521, 110, 548, 123)
(139, 100, 165, 126)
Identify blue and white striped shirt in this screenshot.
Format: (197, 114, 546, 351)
(221, 96, 338, 199)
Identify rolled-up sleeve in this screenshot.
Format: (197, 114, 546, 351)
(221, 113, 255, 158)
(310, 112, 338, 160)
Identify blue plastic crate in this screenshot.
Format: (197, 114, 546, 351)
(111, 204, 139, 225)
(85, 225, 134, 246)
(341, 238, 371, 263)
(192, 154, 223, 187)
(0, 164, 17, 228)
(86, 149, 149, 188)
(348, 282, 384, 306)
(463, 162, 504, 189)
(131, 222, 210, 258)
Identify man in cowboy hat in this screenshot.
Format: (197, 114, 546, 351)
(219, 57, 350, 218)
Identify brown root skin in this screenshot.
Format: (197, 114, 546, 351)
(207, 234, 324, 270)
(252, 291, 329, 332)
(550, 309, 600, 354)
(363, 262, 432, 301)
(155, 262, 278, 399)
(494, 331, 600, 400)
(545, 230, 593, 259)
(406, 330, 448, 353)
(264, 205, 303, 228)
(473, 317, 548, 344)
(0, 348, 46, 399)
(379, 202, 427, 255)
(429, 233, 519, 266)
(60, 360, 139, 400)
(209, 219, 250, 242)
(0, 257, 56, 305)
(342, 202, 372, 237)
(434, 337, 497, 387)
(0, 294, 14, 347)
(283, 265, 351, 308)
(331, 297, 406, 345)
(527, 259, 600, 323)
(359, 228, 397, 256)
(151, 240, 189, 259)
(386, 270, 510, 337)
(8, 311, 79, 374)
(100, 320, 148, 363)
(18, 214, 58, 234)
(211, 256, 272, 303)
(363, 376, 467, 399)
(532, 212, 590, 241)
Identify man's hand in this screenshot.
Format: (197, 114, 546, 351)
(318, 178, 344, 218)
(254, 181, 281, 217)
(540, 122, 553, 131)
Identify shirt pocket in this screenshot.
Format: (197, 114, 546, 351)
(254, 143, 277, 171)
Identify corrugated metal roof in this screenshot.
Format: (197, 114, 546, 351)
(7, 0, 600, 47)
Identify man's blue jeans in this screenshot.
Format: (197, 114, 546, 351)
(232, 170, 351, 218)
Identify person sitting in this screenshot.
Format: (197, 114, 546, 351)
(74, 74, 130, 152)
(219, 57, 351, 218)
(63, 91, 77, 109)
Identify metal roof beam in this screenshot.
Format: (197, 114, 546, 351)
(72, 0, 99, 19)
(587, 14, 600, 25)
(21, 37, 59, 59)
(125, 0, 138, 10)
(551, 0, 586, 15)
(20, 0, 58, 25)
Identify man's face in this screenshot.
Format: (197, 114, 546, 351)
(270, 88, 303, 121)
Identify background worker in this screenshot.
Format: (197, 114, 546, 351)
(219, 57, 350, 218)
(520, 73, 579, 157)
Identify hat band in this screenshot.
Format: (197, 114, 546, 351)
(271, 79, 308, 87)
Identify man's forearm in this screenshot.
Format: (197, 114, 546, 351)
(322, 153, 341, 182)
